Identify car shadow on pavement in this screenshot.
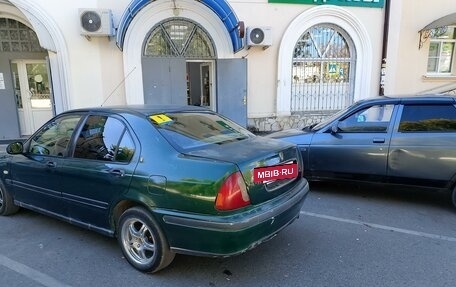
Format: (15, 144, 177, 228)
(308, 181, 454, 211)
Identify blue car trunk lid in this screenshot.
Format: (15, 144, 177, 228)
(184, 137, 303, 204)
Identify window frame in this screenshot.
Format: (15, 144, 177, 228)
(426, 26, 456, 75)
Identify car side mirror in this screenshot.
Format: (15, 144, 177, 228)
(6, 142, 24, 155)
(330, 123, 339, 134)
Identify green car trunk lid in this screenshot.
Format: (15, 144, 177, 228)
(184, 137, 303, 204)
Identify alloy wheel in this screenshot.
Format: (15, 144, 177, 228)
(121, 218, 157, 265)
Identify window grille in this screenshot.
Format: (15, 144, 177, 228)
(144, 18, 215, 59)
(291, 24, 356, 112)
(0, 18, 45, 53)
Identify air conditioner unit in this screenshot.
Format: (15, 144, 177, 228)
(246, 26, 272, 48)
(79, 9, 115, 36)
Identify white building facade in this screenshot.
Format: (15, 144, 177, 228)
(0, 0, 455, 140)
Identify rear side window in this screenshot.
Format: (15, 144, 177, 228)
(399, 104, 456, 132)
(73, 115, 135, 162)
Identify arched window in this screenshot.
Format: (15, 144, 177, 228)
(144, 18, 215, 59)
(291, 24, 356, 112)
(0, 18, 45, 52)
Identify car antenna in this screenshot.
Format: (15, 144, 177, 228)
(101, 66, 137, 107)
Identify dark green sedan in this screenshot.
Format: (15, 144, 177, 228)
(0, 105, 309, 273)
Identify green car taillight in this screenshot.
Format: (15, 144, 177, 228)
(215, 171, 251, 211)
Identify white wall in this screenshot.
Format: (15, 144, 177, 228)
(17, 0, 427, 117)
(24, 0, 126, 109)
(386, 0, 456, 95)
(230, 0, 384, 118)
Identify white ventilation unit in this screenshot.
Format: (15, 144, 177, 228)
(246, 26, 272, 48)
(79, 9, 115, 36)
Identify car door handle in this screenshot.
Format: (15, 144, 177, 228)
(46, 161, 57, 168)
(109, 169, 125, 177)
(372, 138, 385, 143)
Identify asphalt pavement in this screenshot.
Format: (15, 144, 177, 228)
(1, 182, 455, 287)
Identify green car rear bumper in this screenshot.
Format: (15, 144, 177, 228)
(154, 178, 309, 257)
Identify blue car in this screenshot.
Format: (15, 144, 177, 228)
(268, 95, 456, 207)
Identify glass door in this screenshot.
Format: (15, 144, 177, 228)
(11, 60, 53, 136)
(200, 62, 214, 111)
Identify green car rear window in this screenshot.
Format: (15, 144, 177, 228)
(149, 112, 253, 151)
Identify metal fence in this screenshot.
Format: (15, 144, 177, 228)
(290, 24, 355, 113)
(291, 82, 353, 112)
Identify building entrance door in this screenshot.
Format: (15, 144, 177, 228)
(142, 18, 247, 126)
(11, 60, 53, 136)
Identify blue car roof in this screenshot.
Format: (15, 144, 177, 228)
(355, 95, 456, 105)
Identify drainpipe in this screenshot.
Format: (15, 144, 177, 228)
(379, 0, 391, 96)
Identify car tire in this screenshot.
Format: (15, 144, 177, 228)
(451, 186, 456, 209)
(117, 206, 175, 273)
(0, 181, 19, 216)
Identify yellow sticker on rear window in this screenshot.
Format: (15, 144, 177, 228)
(150, 114, 173, 124)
